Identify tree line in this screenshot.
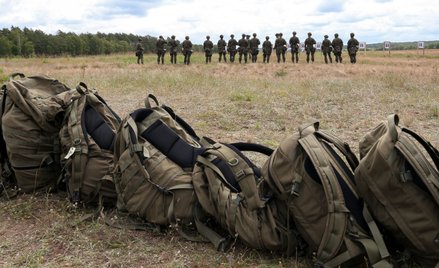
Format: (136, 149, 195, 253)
(0, 26, 438, 57)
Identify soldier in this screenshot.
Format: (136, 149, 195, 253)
(274, 33, 287, 63)
(217, 35, 227, 62)
(249, 33, 261, 63)
(304, 32, 316, 63)
(289, 31, 300, 63)
(156, 35, 167, 64)
(182, 36, 193, 65)
(238, 33, 249, 63)
(262, 36, 272, 63)
(347, 32, 359, 64)
(332, 33, 343, 63)
(168, 35, 179, 64)
(322, 35, 333, 64)
(227, 34, 238, 63)
(203, 35, 214, 64)
(135, 38, 144, 64)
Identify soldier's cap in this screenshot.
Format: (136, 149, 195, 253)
(185, 36, 189, 39)
(253, 33, 256, 36)
(293, 31, 296, 34)
(279, 33, 283, 36)
(334, 33, 339, 37)
(230, 34, 234, 37)
(350, 32, 355, 36)
(220, 34, 223, 38)
(171, 35, 175, 38)
(266, 36, 269, 39)
(242, 33, 245, 36)
(206, 35, 210, 39)
(324, 35, 328, 38)
(159, 35, 163, 38)
(308, 32, 312, 36)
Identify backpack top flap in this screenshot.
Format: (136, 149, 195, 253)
(5, 74, 78, 132)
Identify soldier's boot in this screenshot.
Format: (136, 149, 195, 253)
(306, 54, 310, 63)
(324, 55, 328, 64)
(296, 54, 299, 63)
(311, 54, 315, 62)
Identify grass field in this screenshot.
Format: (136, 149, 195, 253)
(1, 50, 439, 267)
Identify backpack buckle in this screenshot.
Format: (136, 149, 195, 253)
(228, 158, 239, 166)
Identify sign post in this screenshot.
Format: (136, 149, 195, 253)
(384, 41, 391, 56)
(418, 41, 425, 55)
(359, 42, 366, 55)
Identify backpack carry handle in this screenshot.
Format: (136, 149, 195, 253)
(8, 73, 25, 81)
(144, 94, 160, 109)
(230, 142, 274, 156)
(388, 114, 399, 143)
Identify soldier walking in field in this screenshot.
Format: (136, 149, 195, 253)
(217, 35, 227, 62)
(135, 38, 144, 64)
(347, 32, 359, 64)
(322, 35, 333, 64)
(274, 33, 287, 63)
(249, 33, 260, 63)
(262, 36, 272, 63)
(227, 34, 238, 63)
(182, 36, 193, 65)
(304, 32, 316, 63)
(168, 35, 179, 64)
(332, 33, 343, 63)
(238, 34, 249, 63)
(203, 35, 214, 64)
(289, 31, 300, 63)
(156, 35, 167, 64)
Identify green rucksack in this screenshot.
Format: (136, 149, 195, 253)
(0, 73, 77, 194)
(59, 83, 121, 205)
(261, 121, 391, 267)
(113, 94, 203, 227)
(355, 114, 439, 267)
(192, 140, 295, 252)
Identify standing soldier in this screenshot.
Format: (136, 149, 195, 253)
(227, 34, 238, 63)
(249, 33, 261, 63)
(321, 35, 333, 64)
(275, 33, 287, 63)
(304, 32, 316, 63)
(347, 32, 359, 64)
(135, 38, 144, 64)
(332, 33, 343, 63)
(156, 35, 167, 64)
(203, 35, 214, 64)
(217, 35, 227, 62)
(238, 33, 249, 63)
(168, 35, 179, 64)
(262, 36, 272, 63)
(289, 31, 300, 63)
(182, 36, 193, 65)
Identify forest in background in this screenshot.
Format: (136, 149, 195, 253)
(0, 26, 438, 57)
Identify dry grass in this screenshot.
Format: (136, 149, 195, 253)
(1, 50, 439, 267)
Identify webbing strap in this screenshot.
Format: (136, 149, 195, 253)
(315, 130, 359, 170)
(299, 134, 349, 262)
(362, 206, 390, 260)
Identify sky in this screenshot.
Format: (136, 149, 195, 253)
(0, 0, 438, 45)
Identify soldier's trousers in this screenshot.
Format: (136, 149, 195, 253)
(229, 51, 236, 62)
(323, 52, 332, 64)
(291, 51, 299, 63)
(170, 52, 177, 64)
(263, 52, 271, 63)
(334, 52, 342, 63)
(276, 50, 285, 63)
(157, 51, 165, 64)
(183, 51, 192, 65)
(239, 51, 248, 63)
(219, 52, 227, 62)
(137, 54, 144, 64)
(349, 53, 356, 64)
(306, 51, 315, 63)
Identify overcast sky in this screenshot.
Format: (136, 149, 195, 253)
(0, 0, 437, 44)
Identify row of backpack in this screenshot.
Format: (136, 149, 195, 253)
(0, 73, 438, 268)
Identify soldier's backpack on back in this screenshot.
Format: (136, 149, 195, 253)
(113, 94, 203, 226)
(0, 73, 77, 193)
(261, 121, 391, 267)
(59, 83, 121, 205)
(355, 114, 439, 268)
(192, 140, 295, 252)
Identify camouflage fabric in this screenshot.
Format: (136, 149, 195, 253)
(262, 38, 272, 63)
(217, 37, 227, 62)
(332, 35, 343, 63)
(274, 35, 287, 63)
(347, 35, 359, 64)
(227, 36, 238, 63)
(289, 35, 300, 53)
(322, 37, 333, 64)
(182, 37, 193, 65)
(168, 36, 179, 64)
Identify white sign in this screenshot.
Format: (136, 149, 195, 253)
(316, 42, 322, 50)
(418, 41, 424, 49)
(384, 41, 391, 49)
(300, 43, 305, 52)
(359, 42, 366, 49)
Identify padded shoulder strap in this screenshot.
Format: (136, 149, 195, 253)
(230, 142, 274, 156)
(315, 130, 359, 170)
(298, 133, 349, 262)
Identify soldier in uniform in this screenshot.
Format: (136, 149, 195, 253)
(168, 35, 179, 64)
(332, 33, 343, 63)
(321, 35, 333, 64)
(249, 33, 261, 63)
(275, 33, 287, 63)
(304, 32, 316, 63)
(203, 35, 214, 64)
(227, 34, 238, 63)
(156, 35, 167, 64)
(135, 38, 144, 64)
(182, 36, 193, 65)
(347, 32, 359, 64)
(217, 35, 227, 62)
(238, 33, 249, 63)
(262, 36, 272, 63)
(289, 31, 300, 63)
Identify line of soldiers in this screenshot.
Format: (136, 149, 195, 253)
(135, 32, 360, 65)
